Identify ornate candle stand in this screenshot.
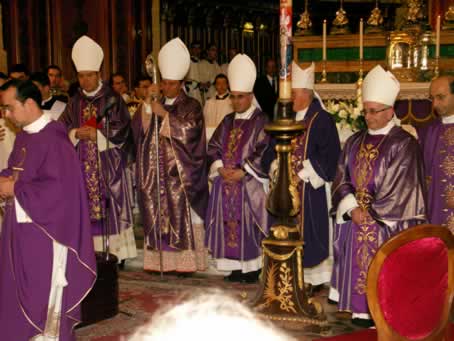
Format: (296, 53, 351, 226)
(250, 100, 327, 327)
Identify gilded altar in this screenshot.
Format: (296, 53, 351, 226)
(294, 30, 454, 83)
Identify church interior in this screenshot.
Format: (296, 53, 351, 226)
(0, 0, 453, 340)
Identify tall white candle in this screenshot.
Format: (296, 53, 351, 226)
(359, 18, 364, 60)
(435, 15, 441, 58)
(323, 19, 327, 61)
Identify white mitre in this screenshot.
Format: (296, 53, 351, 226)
(228, 54, 257, 92)
(292, 62, 314, 89)
(158, 38, 190, 80)
(362, 65, 400, 106)
(72, 35, 104, 72)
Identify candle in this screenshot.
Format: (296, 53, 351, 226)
(435, 15, 441, 58)
(359, 18, 363, 60)
(278, 0, 293, 100)
(322, 19, 327, 61)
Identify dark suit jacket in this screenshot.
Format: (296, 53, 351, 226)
(253, 74, 278, 121)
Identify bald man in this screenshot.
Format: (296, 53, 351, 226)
(421, 76, 454, 233)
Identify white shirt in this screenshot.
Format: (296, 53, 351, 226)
(234, 104, 256, 120)
(295, 107, 309, 121)
(203, 93, 233, 142)
(442, 115, 454, 124)
(368, 119, 395, 135)
(82, 80, 103, 97)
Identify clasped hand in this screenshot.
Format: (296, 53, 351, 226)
(219, 167, 245, 183)
(0, 176, 15, 199)
(351, 207, 372, 225)
(75, 126, 97, 142)
(144, 84, 167, 118)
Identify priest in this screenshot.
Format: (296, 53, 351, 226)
(290, 62, 341, 293)
(134, 38, 208, 273)
(205, 54, 273, 283)
(421, 75, 454, 233)
(203, 73, 233, 141)
(329, 65, 426, 327)
(60, 35, 137, 263)
(0, 79, 96, 340)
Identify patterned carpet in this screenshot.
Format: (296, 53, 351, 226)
(76, 254, 367, 341)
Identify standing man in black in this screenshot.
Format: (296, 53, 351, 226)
(254, 58, 278, 121)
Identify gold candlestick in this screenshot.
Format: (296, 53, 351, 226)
(250, 0, 326, 328)
(358, 58, 364, 82)
(433, 56, 440, 79)
(320, 60, 328, 83)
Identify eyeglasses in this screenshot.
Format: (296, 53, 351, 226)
(360, 107, 391, 116)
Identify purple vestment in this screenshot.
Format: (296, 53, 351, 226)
(292, 99, 341, 268)
(421, 119, 454, 233)
(132, 92, 208, 271)
(205, 109, 272, 270)
(59, 84, 134, 240)
(330, 126, 426, 315)
(0, 120, 96, 340)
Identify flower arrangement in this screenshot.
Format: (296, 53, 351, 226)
(325, 82, 367, 145)
(326, 99, 367, 144)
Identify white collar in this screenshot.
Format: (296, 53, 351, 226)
(295, 107, 309, 121)
(442, 115, 454, 124)
(23, 113, 51, 134)
(235, 104, 256, 120)
(368, 119, 395, 135)
(266, 74, 274, 81)
(165, 97, 177, 105)
(42, 95, 53, 105)
(82, 80, 103, 97)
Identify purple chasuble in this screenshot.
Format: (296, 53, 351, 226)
(0, 120, 96, 340)
(132, 92, 208, 253)
(421, 119, 454, 233)
(205, 109, 273, 266)
(330, 127, 426, 315)
(59, 83, 134, 237)
(291, 99, 341, 267)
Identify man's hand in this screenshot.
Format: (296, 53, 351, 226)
(144, 84, 161, 104)
(219, 167, 245, 183)
(351, 207, 372, 225)
(76, 126, 97, 142)
(0, 176, 15, 199)
(150, 101, 168, 119)
(229, 169, 245, 182)
(218, 167, 232, 180)
(0, 126, 5, 142)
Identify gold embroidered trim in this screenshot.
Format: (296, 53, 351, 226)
(441, 155, 454, 177)
(352, 134, 383, 294)
(441, 126, 454, 147)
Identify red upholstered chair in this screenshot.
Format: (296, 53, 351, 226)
(367, 224, 454, 341)
(316, 224, 454, 341)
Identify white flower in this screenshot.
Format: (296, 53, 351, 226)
(338, 109, 348, 119)
(351, 107, 361, 120)
(331, 103, 340, 113)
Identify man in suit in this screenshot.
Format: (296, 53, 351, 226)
(253, 58, 278, 121)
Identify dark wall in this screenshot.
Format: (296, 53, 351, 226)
(2, 0, 154, 87)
